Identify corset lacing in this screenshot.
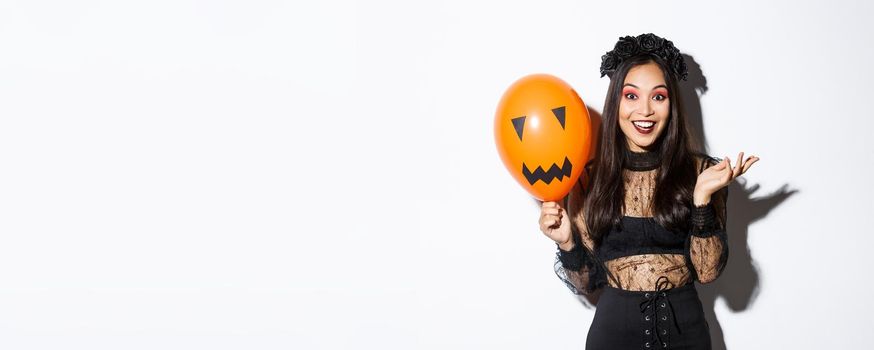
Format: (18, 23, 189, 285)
(638, 276, 681, 348)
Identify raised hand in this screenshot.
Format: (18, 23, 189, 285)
(694, 152, 759, 205)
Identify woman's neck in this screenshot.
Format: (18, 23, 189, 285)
(623, 146, 660, 171)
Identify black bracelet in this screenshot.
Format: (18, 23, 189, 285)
(690, 202, 719, 236)
(556, 241, 585, 270)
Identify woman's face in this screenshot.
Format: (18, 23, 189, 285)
(618, 61, 670, 152)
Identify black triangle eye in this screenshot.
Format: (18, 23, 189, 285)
(552, 106, 566, 129)
(511, 116, 526, 141)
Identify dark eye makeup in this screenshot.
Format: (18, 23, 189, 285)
(623, 90, 669, 101)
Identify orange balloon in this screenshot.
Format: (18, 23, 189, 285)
(494, 74, 593, 201)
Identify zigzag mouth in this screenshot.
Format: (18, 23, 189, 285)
(521, 157, 573, 185)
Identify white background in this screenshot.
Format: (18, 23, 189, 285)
(0, 0, 870, 349)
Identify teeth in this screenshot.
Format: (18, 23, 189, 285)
(633, 121, 655, 128)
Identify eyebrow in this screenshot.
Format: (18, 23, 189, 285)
(623, 83, 668, 90)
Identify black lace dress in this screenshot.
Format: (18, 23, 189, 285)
(553, 148, 728, 350)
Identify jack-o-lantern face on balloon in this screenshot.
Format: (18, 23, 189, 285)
(494, 74, 593, 201)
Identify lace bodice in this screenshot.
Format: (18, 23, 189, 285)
(554, 149, 728, 300)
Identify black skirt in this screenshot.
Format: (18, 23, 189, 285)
(586, 279, 711, 350)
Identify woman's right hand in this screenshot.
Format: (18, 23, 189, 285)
(540, 200, 573, 250)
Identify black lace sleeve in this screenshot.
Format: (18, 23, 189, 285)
(554, 226, 606, 297)
(684, 155, 729, 284)
(553, 169, 606, 301)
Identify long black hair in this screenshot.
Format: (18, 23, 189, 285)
(581, 53, 700, 244)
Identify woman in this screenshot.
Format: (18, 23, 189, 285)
(539, 33, 759, 350)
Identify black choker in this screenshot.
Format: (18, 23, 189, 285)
(624, 148, 660, 171)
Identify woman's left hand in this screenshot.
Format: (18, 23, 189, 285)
(694, 152, 759, 205)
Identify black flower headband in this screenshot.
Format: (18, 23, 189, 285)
(599, 33, 688, 81)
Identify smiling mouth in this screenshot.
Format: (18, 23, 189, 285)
(632, 120, 656, 128)
(632, 120, 656, 135)
(522, 157, 572, 185)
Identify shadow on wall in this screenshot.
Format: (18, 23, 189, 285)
(674, 54, 797, 350)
